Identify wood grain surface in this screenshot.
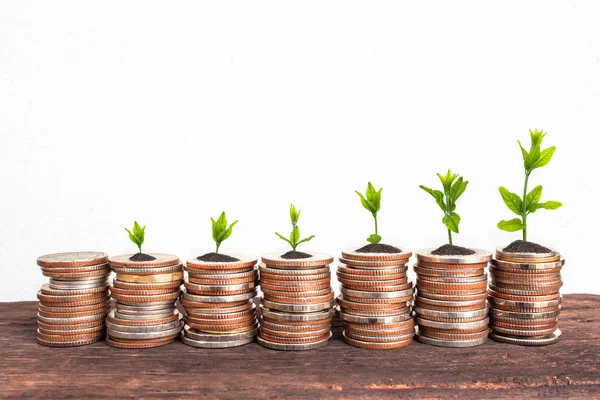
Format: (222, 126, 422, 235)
(1, 294, 599, 399)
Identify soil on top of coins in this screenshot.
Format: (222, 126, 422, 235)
(431, 244, 476, 256)
(355, 243, 402, 253)
(281, 251, 313, 259)
(129, 253, 157, 262)
(503, 240, 551, 254)
(197, 252, 240, 262)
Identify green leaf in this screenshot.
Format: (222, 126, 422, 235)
(366, 182, 377, 201)
(449, 177, 469, 203)
(530, 129, 546, 148)
(531, 201, 562, 212)
(219, 220, 237, 242)
(518, 140, 529, 167)
(133, 221, 142, 237)
(437, 170, 457, 193)
(526, 145, 540, 171)
(525, 185, 543, 212)
(296, 235, 315, 246)
(367, 234, 382, 244)
(530, 146, 555, 170)
(497, 218, 526, 232)
(290, 225, 300, 245)
(442, 212, 460, 233)
(419, 185, 446, 211)
(275, 232, 293, 246)
(216, 212, 227, 232)
(356, 190, 376, 212)
(290, 204, 300, 225)
(499, 186, 523, 215)
(124, 228, 140, 246)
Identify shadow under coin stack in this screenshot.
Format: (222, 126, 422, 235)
(414, 249, 492, 347)
(180, 255, 259, 348)
(106, 254, 183, 348)
(36, 252, 111, 347)
(336, 247, 415, 349)
(258, 253, 335, 351)
(488, 246, 564, 346)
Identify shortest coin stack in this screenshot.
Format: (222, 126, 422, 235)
(414, 249, 492, 348)
(180, 255, 259, 348)
(336, 247, 415, 350)
(258, 253, 335, 351)
(107, 254, 183, 349)
(488, 246, 564, 346)
(36, 252, 111, 347)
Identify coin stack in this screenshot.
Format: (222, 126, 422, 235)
(36, 252, 111, 347)
(414, 249, 492, 347)
(258, 253, 335, 351)
(488, 246, 564, 346)
(336, 247, 415, 349)
(106, 254, 183, 348)
(180, 255, 259, 348)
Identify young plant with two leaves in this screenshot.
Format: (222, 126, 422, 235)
(497, 129, 562, 241)
(210, 212, 238, 253)
(355, 182, 383, 244)
(275, 204, 315, 251)
(419, 170, 469, 245)
(125, 221, 147, 254)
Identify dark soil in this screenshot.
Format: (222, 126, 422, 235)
(281, 251, 313, 259)
(431, 244, 476, 256)
(197, 252, 240, 262)
(503, 240, 551, 254)
(355, 243, 402, 253)
(129, 253, 157, 262)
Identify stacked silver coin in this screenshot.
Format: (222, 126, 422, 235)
(336, 247, 415, 349)
(36, 252, 111, 347)
(488, 246, 564, 346)
(180, 255, 259, 348)
(414, 249, 492, 347)
(106, 254, 183, 349)
(258, 253, 335, 351)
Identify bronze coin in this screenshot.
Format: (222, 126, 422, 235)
(416, 289, 487, 300)
(37, 330, 105, 341)
(341, 307, 410, 317)
(261, 252, 333, 268)
(338, 257, 409, 269)
(339, 281, 412, 292)
(109, 285, 179, 296)
(260, 320, 331, 332)
(414, 301, 485, 312)
(186, 306, 256, 320)
(179, 299, 249, 309)
(38, 306, 111, 318)
(416, 278, 487, 291)
(418, 325, 488, 335)
(108, 253, 180, 268)
(41, 268, 111, 280)
(489, 284, 561, 297)
(186, 314, 255, 325)
(110, 291, 180, 304)
(260, 326, 331, 339)
(188, 319, 257, 332)
(261, 315, 333, 326)
(259, 331, 330, 344)
(40, 282, 109, 295)
(259, 263, 330, 276)
(112, 263, 183, 276)
(260, 276, 331, 285)
(37, 320, 103, 331)
(417, 328, 488, 341)
(263, 292, 335, 305)
(38, 300, 112, 314)
(261, 287, 332, 298)
(112, 280, 182, 291)
(260, 272, 330, 282)
(40, 263, 109, 273)
(188, 276, 257, 285)
(344, 324, 414, 337)
(487, 289, 561, 302)
(186, 254, 257, 270)
(337, 272, 406, 282)
(490, 319, 558, 330)
(37, 252, 108, 268)
(337, 264, 407, 276)
(106, 310, 179, 326)
(37, 313, 106, 326)
(413, 265, 484, 277)
(342, 332, 412, 349)
(341, 294, 412, 304)
(183, 301, 252, 314)
(105, 335, 176, 348)
(37, 324, 105, 336)
(38, 336, 103, 347)
(337, 295, 408, 311)
(260, 281, 331, 292)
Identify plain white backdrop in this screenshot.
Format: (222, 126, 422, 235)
(1, 1, 599, 301)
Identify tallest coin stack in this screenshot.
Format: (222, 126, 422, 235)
(488, 245, 564, 346)
(36, 252, 111, 347)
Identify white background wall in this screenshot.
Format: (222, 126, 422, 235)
(1, 1, 598, 301)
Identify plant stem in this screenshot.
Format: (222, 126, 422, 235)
(216, 243, 220, 253)
(522, 172, 530, 241)
(447, 229, 453, 245)
(137, 245, 142, 254)
(373, 214, 378, 236)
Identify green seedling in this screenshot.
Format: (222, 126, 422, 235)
(125, 221, 146, 253)
(275, 204, 315, 251)
(497, 129, 562, 241)
(355, 182, 383, 244)
(211, 212, 238, 253)
(420, 170, 469, 245)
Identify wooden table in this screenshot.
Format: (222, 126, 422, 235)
(1, 294, 599, 399)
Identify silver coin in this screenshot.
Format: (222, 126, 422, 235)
(413, 265, 484, 278)
(340, 287, 413, 299)
(414, 306, 488, 320)
(416, 248, 492, 264)
(260, 326, 331, 338)
(181, 289, 257, 303)
(106, 315, 183, 333)
(184, 280, 257, 292)
(181, 332, 255, 348)
(257, 333, 331, 351)
(107, 322, 183, 340)
(490, 325, 558, 337)
(487, 295, 562, 309)
(259, 263, 330, 276)
(260, 306, 335, 322)
(415, 296, 487, 308)
(183, 324, 258, 341)
(413, 274, 487, 284)
(490, 257, 565, 272)
(115, 300, 176, 307)
(416, 333, 488, 347)
(489, 328, 561, 346)
(489, 307, 561, 320)
(116, 303, 175, 312)
(341, 306, 410, 318)
(495, 247, 559, 261)
(415, 317, 489, 330)
(417, 276, 488, 286)
(416, 289, 487, 301)
(344, 330, 414, 343)
(114, 310, 176, 320)
(48, 272, 111, 281)
(261, 299, 335, 313)
(337, 307, 410, 324)
(187, 266, 258, 279)
(37, 312, 107, 324)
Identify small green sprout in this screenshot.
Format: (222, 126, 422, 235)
(125, 221, 146, 253)
(420, 170, 469, 245)
(275, 204, 315, 251)
(211, 212, 238, 253)
(498, 129, 562, 241)
(355, 182, 383, 244)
